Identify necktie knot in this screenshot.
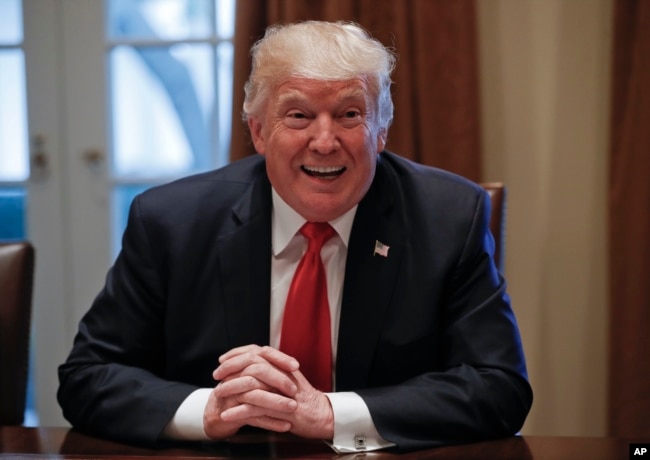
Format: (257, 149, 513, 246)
(300, 222, 335, 254)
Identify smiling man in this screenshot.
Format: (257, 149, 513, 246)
(249, 77, 382, 223)
(58, 21, 532, 453)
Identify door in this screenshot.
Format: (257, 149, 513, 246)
(1, 0, 235, 425)
(1, 0, 69, 425)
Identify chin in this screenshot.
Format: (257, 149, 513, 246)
(300, 202, 354, 222)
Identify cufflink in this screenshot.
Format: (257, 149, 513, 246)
(354, 435, 367, 450)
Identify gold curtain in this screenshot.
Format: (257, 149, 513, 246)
(608, 0, 650, 437)
(229, 0, 482, 182)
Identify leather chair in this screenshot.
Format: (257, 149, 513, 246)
(0, 241, 35, 425)
(480, 183, 507, 272)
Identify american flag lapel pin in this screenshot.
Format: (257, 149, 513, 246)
(374, 240, 390, 257)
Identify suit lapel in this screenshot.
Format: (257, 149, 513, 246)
(336, 158, 405, 391)
(216, 174, 273, 348)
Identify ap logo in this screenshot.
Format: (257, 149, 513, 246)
(631, 444, 650, 458)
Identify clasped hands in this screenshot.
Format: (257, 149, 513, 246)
(203, 344, 334, 441)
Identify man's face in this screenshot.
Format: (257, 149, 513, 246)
(248, 77, 386, 222)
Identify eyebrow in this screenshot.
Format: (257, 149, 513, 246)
(276, 89, 308, 107)
(275, 86, 368, 108)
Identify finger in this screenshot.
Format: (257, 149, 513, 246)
(253, 362, 299, 393)
(214, 375, 274, 398)
(217, 412, 291, 433)
(290, 368, 311, 387)
(248, 416, 292, 433)
(217, 363, 298, 398)
(214, 347, 299, 382)
(203, 389, 244, 440)
(218, 346, 299, 373)
(218, 344, 262, 363)
(214, 351, 260, 381)
(220, 391, 297, 421)
(258, 346, 300, 372)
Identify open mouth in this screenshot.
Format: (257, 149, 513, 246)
(301, 165, 346, 178)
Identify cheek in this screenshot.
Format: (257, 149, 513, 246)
(264, 148, 298, 186)
(348, 153, 377, 197)
(268, 127, 309, 153)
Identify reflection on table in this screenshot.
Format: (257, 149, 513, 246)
(0, 426, 646, 459)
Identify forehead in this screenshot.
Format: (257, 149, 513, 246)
(272, 77, 371, 106)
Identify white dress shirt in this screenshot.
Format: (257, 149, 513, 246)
(164, 188, 394, 452)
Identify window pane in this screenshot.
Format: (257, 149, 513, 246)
(0, 0, 23, 44)
(215, 0, 234, 38)
(110, 44, 214, 177)
(0, 188, 26, 240)
(107, 0, 214, 41)
(0, 50, 29, 181)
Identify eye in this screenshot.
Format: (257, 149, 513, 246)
(339, 108, 363, 128)
(284, 110, 311, 129)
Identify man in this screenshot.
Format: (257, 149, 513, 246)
(58, 21, 532, 453)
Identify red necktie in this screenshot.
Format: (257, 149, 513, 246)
(280, 222, 336, 392)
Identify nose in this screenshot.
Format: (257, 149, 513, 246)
(309, 114, 340, 155)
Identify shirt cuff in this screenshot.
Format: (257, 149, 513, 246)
(162, 388, 212, 441)
(324, 392, 396, 453)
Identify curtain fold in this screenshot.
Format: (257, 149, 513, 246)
(608, 0, 650, 437)
(229, 0, 482, 182)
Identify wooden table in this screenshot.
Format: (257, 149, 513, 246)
(0, 426, 646, 459)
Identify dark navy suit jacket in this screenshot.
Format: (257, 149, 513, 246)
(58, 151, 532, 451)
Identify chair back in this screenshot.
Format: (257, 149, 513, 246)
(0, 241, 35, 425)
(480, 183, 507, 272)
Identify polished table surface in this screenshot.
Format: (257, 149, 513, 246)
(0, 426, 646, 459)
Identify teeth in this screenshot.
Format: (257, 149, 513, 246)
(303, 166, 345, 174)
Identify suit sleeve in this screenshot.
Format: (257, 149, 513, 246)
(57, 195, 198, 446)
(357, 189, 532, 452)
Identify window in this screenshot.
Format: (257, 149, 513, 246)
(0, 0, 236, 425)
(106, 0, 235, 255)
(0, 0, 29, 241)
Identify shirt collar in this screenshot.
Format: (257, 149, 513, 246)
(271, 188, 357, 256)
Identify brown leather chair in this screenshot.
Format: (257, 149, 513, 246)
(480, 183, 507, 272)
(0, 241, 35, 425)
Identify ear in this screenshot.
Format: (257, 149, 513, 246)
(248, 117, 266, 155)
(376, 128, 387, 152)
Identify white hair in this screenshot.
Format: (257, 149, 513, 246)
(243, 21, 396, 131)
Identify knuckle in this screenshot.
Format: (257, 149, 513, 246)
(260, 345, 275, 356)
(248, 362, 266, 373)
(243, 375, 259, 389)
(248, 388, 267, 403)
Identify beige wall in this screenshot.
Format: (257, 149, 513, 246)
(477, 0, 612, 436)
